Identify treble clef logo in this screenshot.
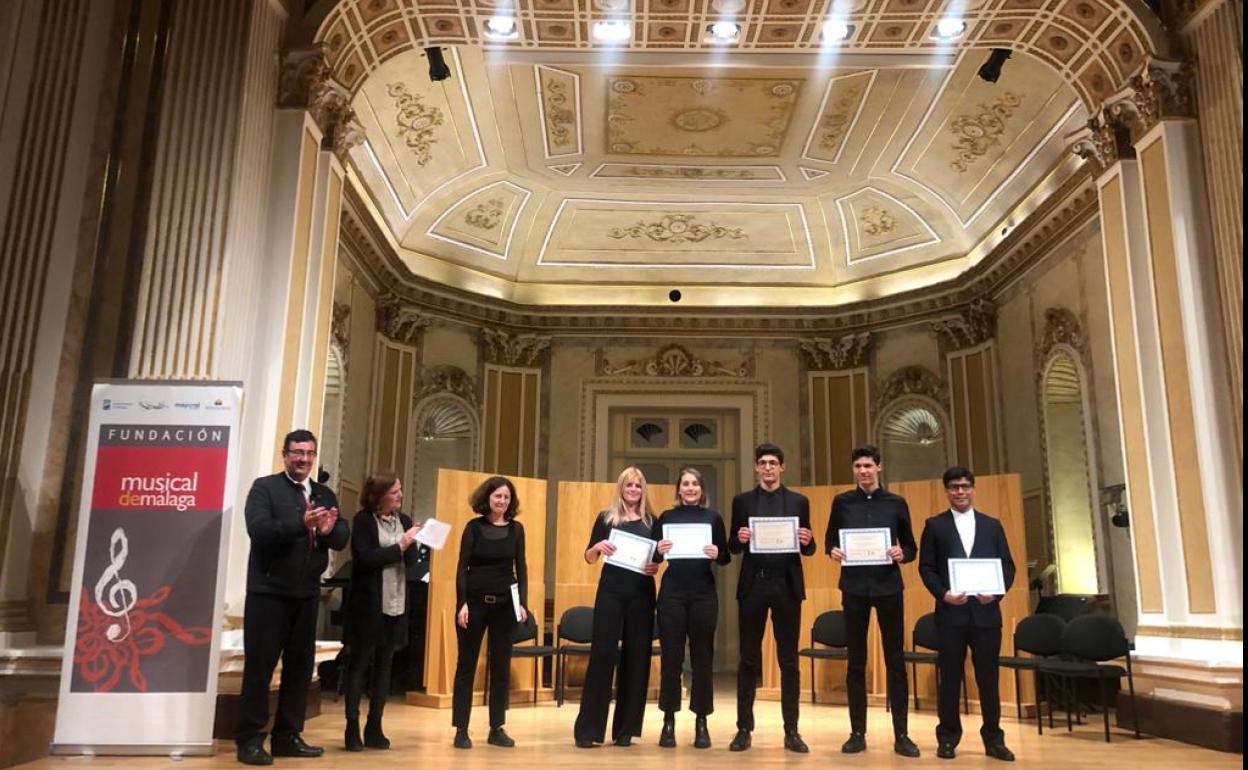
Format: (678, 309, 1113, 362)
(93, 528, 138, 642)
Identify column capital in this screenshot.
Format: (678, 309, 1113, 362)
(798, 332, 872, 371)
(480, 328, 551, 367)
(375, 293, 432, 345)
(1128, 59, 1197, 134)
(278, 47, 366, 160)
(929, 297, 997, 350)
(1071, 109, 1137, 175)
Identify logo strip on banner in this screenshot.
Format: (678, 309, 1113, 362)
(53, 381, 243, 756)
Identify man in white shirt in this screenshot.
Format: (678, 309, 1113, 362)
(917, 467, 1016, 762)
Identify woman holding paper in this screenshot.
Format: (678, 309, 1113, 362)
(653, 468, 731, 749)
(451, 476, 528, 750)
(343, 473, 423, 751)
(574, 466, 660, 748)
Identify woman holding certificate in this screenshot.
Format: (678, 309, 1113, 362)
(574, 466, 660, 748)
(653, 468, 730, 749)
(451, 476, 528, 750)
(343, 473, 423, 751)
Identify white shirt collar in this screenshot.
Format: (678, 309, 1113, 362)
(285, 472, 311, 499)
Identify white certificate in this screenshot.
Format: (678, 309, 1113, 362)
(510, 582, 523, 622)
(948, 558, 1007, 595)
(414, 517, 451, 550)
(840, 527, 893, 566)
(749, 516, 800, 554)
(664, 523, 713, 560)
(604, 528, 657, 574)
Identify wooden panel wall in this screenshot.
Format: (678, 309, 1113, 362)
(947, 344, 1002, 474)
(808, 370, 870, 485)
(482, 365, 541, 476)
(410, 469, 548, 707)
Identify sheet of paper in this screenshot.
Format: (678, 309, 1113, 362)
(664, 523, 713, 559)
(510, 582, 523, 622)
(604, 528, 657, 574)
(749, 516, 799, 554)
(840, 527, 893, 566)
(414, 518, 451, 550)
(949, 558, 1006, 595)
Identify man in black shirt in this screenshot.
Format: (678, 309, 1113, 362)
(728, 443, 816, 754)
(825, 444, 920, 758)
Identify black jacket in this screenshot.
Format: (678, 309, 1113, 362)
(345, 509, 418, 646)
(918, 510, 1016, 628)
(728, 485, 816, 601)
(244, 472, 348, 599)
(825, 486, 918, 597)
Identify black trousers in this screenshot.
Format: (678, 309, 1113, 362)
(345, 615, 400, 724)
(936, 623, 1003, 748)
(235, 592, 319, 746)
(843, 591, 909, 735)
(574, 585, 656, 743)
(657, 587, 718, 716)
(452, 595, 517, 729)
(736, 576, 801, 732)
(393, 580, 428, 690)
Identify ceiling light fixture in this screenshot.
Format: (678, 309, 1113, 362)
(932, 18, 966, 40)
(977, 47, 1012, 82)
(592, 19, 632, 43)
(483, 15, 518, 40)
(821, 19, 853, 41)
(424, 46, 451, 82)
(708, 21, 741, 42)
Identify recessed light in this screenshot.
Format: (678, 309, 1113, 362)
(821, 19, 852, 41)
(483, 15, 518, 40)
(708, 21, 741, 42)
(592, 20, 632, 43)
(933, 18, 966, 40)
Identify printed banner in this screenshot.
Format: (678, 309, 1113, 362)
(54, 381, 243, 755)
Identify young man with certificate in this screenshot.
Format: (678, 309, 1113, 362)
(825, 444, 920, 758)
(728, 443, 816, 754)
(918, 467, 1016, 762)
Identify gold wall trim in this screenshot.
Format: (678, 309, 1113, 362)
(307, 166, 344, 439)
(1135, 625, 1244, 642)
(1139, 136, 1217, 614)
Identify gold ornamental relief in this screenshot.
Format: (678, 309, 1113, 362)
(541, 74, 576, 150)
(387, 82, 444, 166)
(859, 206, 896, 236)
(607, 214, 747, 244)
(818, 83, 865, 151)
(464, 199, 505, 231)
(948, 92, 1023, 173)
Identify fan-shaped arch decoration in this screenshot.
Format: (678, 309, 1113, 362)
(874, 395, 952, 483)
(879, 404, 945, 447)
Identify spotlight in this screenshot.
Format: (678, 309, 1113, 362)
(932, 18, 965, 40)
(977, 48, 1012, 83)
(484, 15, 518, 40)
(425, 46, 451, 82)
(821, 19, 853, 41)
(592, 20, 631, 43)
(707, 21, 740, 43)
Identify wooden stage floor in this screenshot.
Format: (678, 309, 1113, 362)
(17, 689, 1239, 769)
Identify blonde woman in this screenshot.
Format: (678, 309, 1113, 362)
(573, 467, 660, 748)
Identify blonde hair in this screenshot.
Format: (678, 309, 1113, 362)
(602, 466, 654, 527)
(674, 467, 709, 508)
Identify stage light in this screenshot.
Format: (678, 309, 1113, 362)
(484, 15, 518, 40)
(425, 46, 451, 82)
(592, 20, 631, 42)
(977, 48, 1011, 83)
(708, 21, 740, 43)
(821, 19, 852, 41)
(932, 18, 965, 40)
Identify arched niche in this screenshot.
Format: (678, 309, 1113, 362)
(875, 396, 952, 484)
(1040, 348, 1102, 594)
(409, 394, 479, 521)
(319, 343, 346, 493)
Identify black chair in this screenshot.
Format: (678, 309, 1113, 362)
(1035, 593, 1097, 622)
(797, 610, 848, 703)
(998, 613, 1065, 722)
(555, 606, 594, 707)
(1036, 614, 1140, 742)
(903, 612, 968, 713)
(507, 613, 557, 704)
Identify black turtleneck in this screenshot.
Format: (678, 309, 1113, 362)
(654, 504, 731, 592)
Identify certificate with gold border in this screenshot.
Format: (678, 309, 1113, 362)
(748, 516, 799, 554)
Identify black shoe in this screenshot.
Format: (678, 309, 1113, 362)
(363, 721, 390, 750)
(344, 719, 363, 752)
(728, 729, 751, 752)
(693, 716, 711, 749)
(575, 738, 596, 749)
(985, 744, 1015, 762)
(613, 734, 632, 747)
(270, 734, 323, 758)
(454, 729, 472, 749)
(841, 732, 867, 754)
(659, 715, 676, 748)
(488, 727, 515, 748)
(894, 734, 921, 758)
(937, 743, 957, 759)
(784, 730, 809, 754)
(236, 743, 273, 766)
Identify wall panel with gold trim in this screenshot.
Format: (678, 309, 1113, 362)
(808, 369, 870, 484)
(946, 342, 1003, 474)
(482, 365, 541, 477)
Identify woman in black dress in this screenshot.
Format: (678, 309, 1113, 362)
(451, 476, 528, 749)
(344, 472, 422, 751)
(574, 466, 660, 748)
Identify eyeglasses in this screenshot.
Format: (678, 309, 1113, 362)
(946, 483, 974, 491)
(285, 449, 317, 458)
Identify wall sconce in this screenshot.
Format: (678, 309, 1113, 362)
(1100, 483, 1129, 528)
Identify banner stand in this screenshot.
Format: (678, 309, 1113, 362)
(52, 379, 244, 756)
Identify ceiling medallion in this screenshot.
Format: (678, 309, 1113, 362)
(671, 107, 726, 132)
(949, 91, 1023, 173)
(606, 213, 747, 244)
